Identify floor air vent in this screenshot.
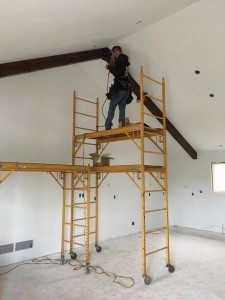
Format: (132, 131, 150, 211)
(0, 243, 14, 254)
(15, 240, 33, 251)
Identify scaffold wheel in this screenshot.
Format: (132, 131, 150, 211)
(70, 252, 77, 260)
(143, 275, 152, 285)
(60, 256, 65, 265)
(85, 263, 90, 274)
(95, 245, 102, 252)
(167, 264, 175, 273)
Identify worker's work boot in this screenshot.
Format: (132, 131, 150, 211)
(118, 121, 125, 128)
(125, 117, 130, 126)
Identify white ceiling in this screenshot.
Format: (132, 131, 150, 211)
(118, 0, 225, 152)
(5, 0, 223, 153)
(0, 0, 198, 63)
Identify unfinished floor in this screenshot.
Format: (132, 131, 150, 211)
(0, 231, 225, 300)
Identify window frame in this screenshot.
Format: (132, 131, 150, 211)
(211, 162, 225, 193)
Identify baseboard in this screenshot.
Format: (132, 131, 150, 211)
(170, 225, 225, 241)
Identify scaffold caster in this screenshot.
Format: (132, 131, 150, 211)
(143, 274, 152, 285)
(60, 256, 65, 265)
(85, 263, 90, 274)
(167, 264, 175, 273)
(95, 245, 102, 253)
(70, 252, 77, 260)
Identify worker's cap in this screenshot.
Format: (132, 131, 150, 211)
(112, 46, 122, 52)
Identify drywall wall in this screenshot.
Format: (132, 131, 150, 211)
(0, 59, 164, 266)
(115, 0, 225, 152)
(0, 61, 104, 266)
(114, 0, 225, 233)
(168, 140, 225, 233)
(2, 0, 223, 266)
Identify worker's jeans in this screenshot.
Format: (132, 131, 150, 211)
(105, 89, 129, 129)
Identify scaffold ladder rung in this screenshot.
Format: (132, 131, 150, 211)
(145, 226, 167, 234)
(145, 94, 163, 103)
(76, 96, 96, 104)
(64, 240, 86, 247)
(73, 223, 86, 228)
(73, 205, 87, 209)
(73, 201, 95, 205)
(145, 189, 164, 193)
(145, 208, 167, 213)
(72, 187, 88, 190)
(63, 222, 70, 226)
(73, 231, 96, 238)
(73, 216, 96, 222)
(146, 247, 167, 256)
(72, 242, 86, 247)
(76, 111, 97, 118)
(144, 150, 164, 155)
(143, 74, 162, 85)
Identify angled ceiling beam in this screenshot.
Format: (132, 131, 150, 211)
(0, 48, 108, 78)
(129, 74, 197, 159)
(0, 46, 197, 159)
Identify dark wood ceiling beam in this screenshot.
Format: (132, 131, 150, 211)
(129, 74, 197, 159)
(0, 47, 197, 159)
(0, 48, 108, 78)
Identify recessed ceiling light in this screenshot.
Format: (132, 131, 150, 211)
(209, 94, 214, 97)
(136, 21, 142, 25)
(195, 70, 200, 74)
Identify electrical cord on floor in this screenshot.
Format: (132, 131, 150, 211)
(0, 256, 61, 275)
(68, 258, 135, 288)
(0, 256, 135, 288)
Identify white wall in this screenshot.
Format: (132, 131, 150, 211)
(116, 0, 225, 152)
(2, 0, 224, 266)
(0, 61, 105, 266)
(114, 0, 225, 233)
(168, 139, 225, 233)
(0, 59, 162, 266)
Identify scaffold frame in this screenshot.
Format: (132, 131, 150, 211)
(0, 66, 175, 284)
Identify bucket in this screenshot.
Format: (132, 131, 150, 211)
(89, 153, 113, 166)
(89, 153, 101, 166)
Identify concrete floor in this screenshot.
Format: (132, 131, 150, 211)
(0, 231, 225, 300)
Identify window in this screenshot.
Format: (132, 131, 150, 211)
(212, 163, 225, 192)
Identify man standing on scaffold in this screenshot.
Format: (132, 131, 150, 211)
(105, 46, 132, 130)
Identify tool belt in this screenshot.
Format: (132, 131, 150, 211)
(106, 79, 133, 104)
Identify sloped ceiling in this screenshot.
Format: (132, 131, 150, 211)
(118, 0, 225, 152)
(0, 0, 198, 63)
(2, 0, 222, 153)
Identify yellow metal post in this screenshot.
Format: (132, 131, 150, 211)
(85, 167, 91, 273)
(61, 172, 66, 264)
(70, 91, 76, 254)
(95, 98, 99, 248)
(140, 66, 147, 278)
(162, 78, 170, 266)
